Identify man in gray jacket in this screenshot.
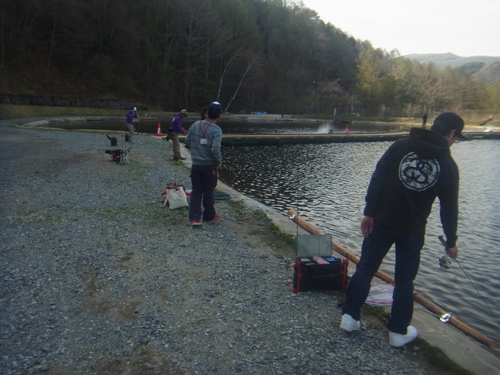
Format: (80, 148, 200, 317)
(185, 102, 223, 226)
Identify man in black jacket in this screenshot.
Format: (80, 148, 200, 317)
(340, 112, 465, 347)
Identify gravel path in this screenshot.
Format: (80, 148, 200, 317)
(0, 121, 428, 374)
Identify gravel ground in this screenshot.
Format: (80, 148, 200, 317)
(0, 121, 430, 374)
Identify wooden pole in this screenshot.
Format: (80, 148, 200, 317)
(288, 209, 496, 349)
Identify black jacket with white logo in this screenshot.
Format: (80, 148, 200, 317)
(364, 127, 459, 247)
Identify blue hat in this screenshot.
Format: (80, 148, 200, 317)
(208, 102, 222, 119)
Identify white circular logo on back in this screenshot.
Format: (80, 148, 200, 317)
(399, 152, 440, 191)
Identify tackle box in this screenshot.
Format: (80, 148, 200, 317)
(291, 234, 348, 292)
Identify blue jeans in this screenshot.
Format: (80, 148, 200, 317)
(342, 221, 424, 334)
(189, 164, 218, 222)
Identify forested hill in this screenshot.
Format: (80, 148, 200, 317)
(2, 0, 499, 116)
(405, 53, 500, 85)
(405, 53, 500, 68)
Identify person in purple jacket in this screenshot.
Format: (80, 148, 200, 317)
(340, 112, 465, 348)
(169, 109, 188, 160)
(125, 107, 138, 143)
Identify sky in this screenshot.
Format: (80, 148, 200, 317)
(300, 0, 500, 57)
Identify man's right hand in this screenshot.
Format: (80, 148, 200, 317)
(360, 216, 374, 238)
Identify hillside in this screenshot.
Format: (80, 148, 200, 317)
(405, 53, 500, 85)
(404, 53, 500, 68)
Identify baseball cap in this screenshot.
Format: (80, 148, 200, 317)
(180, 109, 188, 115)
(207, 101, 222, 119)
(432, 112, 466, 139)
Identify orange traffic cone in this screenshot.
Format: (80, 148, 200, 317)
(345, 125, 350, 134)
(156, 122, 163, 136)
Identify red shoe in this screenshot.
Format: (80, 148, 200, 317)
(190, 220, 202, 226)
(206, 214, 222, 222)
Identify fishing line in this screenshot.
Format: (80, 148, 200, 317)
(454, 257, 499, 323)
(280, 144, 299, 240)
(438, 236, 499, 325)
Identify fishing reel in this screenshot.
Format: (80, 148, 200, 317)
(439, 255, 452, 270)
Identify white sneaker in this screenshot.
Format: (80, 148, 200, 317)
(389, 326, 418, 347)
(340, 314, 361, 332)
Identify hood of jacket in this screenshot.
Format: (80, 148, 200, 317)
(408, 127, 450, 160)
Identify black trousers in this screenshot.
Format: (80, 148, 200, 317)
(189, 164, 218, 221)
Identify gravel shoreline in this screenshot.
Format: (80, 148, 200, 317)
(1, 122, 434, 374)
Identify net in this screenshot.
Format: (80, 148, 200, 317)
(366, 282, 394, 306)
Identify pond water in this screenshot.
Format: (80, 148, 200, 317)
(219, 139, 500, 348)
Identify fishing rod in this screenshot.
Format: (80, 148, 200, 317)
(438, 236, 499, 325)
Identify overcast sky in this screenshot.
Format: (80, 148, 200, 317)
(300, 0, 500, 57)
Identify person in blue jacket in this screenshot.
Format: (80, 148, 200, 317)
(340, 112, 465, 347)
